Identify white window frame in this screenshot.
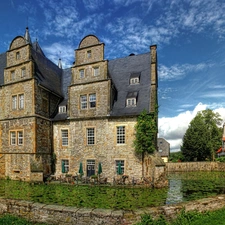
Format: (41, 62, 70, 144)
(10, 131, 16, 145)
(93, 67, 100, 76)
(18, 94, 24, 109)
(10, 131, 23, 146)
(81, 95, 87, 109)
(117, 126, 125, 144)
(130, 77, 139, 84)
(89, 94, 96, 108)
(62, 160, 69, 173)
(115, 160, 125, 174)
(87, 128, 95, 145)
(18, 131, 23, 145)
(59, 106, 66, 113)
(126, 98, 136, 107)
(12, 95, 17, 110)
(79, 69, 84, 78)
(61, 129, 68, 146)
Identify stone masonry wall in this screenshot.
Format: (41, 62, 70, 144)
(0, 195, 225, 224)
(167, 162, 225, 172)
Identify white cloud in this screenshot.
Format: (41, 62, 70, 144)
(158, 102, 225, 152)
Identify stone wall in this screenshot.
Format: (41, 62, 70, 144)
(167, 162, 225, 172)
(0, 195, 225, 224)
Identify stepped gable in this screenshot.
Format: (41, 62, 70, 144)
(108, 52, 151, 116)
(0, 53, 6, 85)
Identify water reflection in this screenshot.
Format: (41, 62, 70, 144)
(166, 179, 183, 204)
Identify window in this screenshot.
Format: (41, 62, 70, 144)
(87, 128, 95, 145)
(59, 106, 66, 113)
(18, 131, 23, 145)
(117, 126, 125, 144)
(81, 95, 87, 109)
(87, 50, 91, 58)
(126, 98, 136, 107)
(21, 68, 26, 78)
(12, 95, 17, 110)
(10, 131, 23, 146)
(89, 94, 96, 108)
(16, 52, 20, 60)
(130, 77, 139, 84)
(10, 131, 16, 145)
(61, 129, 68, 146)
(18, 94, 24, 109)
(62, 160, 69, 173)
(115, 160, 125, 174)
(79, 69, 84, 78)
(93, 67, 100, 76)
(11, 71, 15, 80)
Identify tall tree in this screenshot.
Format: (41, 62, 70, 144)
(181, 109, 222, 161)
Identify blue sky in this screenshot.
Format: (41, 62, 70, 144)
(1, 0, 225, 152)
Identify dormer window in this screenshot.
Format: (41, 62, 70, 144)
(87, 50, 92, 58)
(126, 92, 138, 107)
(130, 72, 140, 84)
(59, 106, 66, 113)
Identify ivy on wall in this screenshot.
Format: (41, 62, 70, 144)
(133, 108, 158, 154)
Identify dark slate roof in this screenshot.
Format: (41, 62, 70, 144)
(157, 138, 170, 157)
(31, 48, 63, 96)
(108, 53, 151, 116)
(53, 99, 68, 121)
(0, 53, 6, 86)
(62, 68, 72, 98)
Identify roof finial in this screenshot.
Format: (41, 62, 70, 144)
(24, 27, 32, 44)
(58, 51, 62, 69)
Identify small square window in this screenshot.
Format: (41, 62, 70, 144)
(127, 98, 136, 107)
(59, 106, 66, 113)
(130, 77, 139, 84)
(93, 67, 100, 76)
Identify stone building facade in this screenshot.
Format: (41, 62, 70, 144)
(0, 28, 161, 182)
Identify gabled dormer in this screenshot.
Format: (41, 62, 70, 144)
(71, 35, 108, 85)
(4, 27, 33, 84)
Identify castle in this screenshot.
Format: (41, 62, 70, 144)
(0, 28, 160, 182)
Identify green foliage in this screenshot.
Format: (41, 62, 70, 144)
(181, 109, 222, 161)
(0, 214, 48, 224)
(135, 214, 167, 225)
(134, 109, 158, 154)
(216, 156, 225, 162)
(169, 151, 184, 162)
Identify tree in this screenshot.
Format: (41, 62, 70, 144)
(181, 109, 222, 161)
(133, 109, 157, 154)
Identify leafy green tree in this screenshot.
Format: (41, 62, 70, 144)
(134, 109, 158, 154)
(181, 109, 222, 161)
(169, 151, 184, 162)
